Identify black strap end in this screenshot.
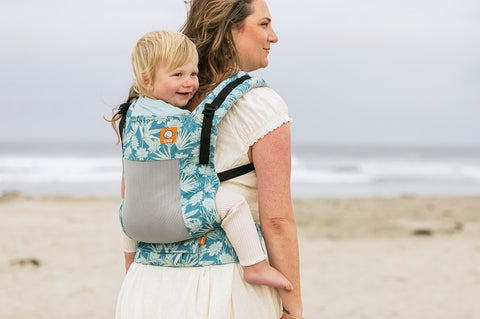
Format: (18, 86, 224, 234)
(217, 163, 255, 182)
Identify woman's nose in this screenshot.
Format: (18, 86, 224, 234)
(269, 27, 278, 43)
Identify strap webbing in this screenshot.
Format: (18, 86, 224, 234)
(199, 75, 251, 164)
(118, 102, 132, 144)
(217, 163, 255, 182)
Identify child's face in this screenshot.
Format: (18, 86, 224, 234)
(148, 59, 199, 107)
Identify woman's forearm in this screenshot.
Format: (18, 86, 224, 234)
(261, 214, 302, 316)
(259, 191, 302, 316)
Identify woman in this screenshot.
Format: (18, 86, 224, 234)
(116, 0, 303, 318)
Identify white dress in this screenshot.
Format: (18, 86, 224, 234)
(116, 87, 292, 319)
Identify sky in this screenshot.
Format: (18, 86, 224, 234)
(1, 0, 479, 148)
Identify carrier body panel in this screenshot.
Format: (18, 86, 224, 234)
(120, 72, 266, 246)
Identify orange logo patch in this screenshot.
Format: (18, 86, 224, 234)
(198, 235, 207, 245)
(160, 127, 177, 144)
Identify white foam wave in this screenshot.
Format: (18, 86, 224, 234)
(0, 155, 122, 183)
(2, 150, 480, 197)
(291, 156, 480, 185)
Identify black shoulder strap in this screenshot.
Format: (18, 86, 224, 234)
(118, 102, 132, 144)
(217, 163, 255, 182)
(199, 74, 251, 164)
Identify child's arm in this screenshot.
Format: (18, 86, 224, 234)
(123, 226, 137, 272)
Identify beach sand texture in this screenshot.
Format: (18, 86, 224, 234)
(1, 194, 480, 319)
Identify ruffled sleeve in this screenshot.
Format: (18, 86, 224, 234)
(221, 86, 292, 154)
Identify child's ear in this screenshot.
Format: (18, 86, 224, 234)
(140, 74, 153, 91)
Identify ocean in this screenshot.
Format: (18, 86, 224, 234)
(1, 141, 480, 198)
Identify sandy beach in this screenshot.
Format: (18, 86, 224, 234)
(1, 193, 479, 319)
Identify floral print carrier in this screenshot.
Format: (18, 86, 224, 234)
(120, 72, 267, 267)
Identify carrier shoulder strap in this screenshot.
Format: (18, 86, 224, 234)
(118, 102, 132, 144)
(199, 74, 251, 165)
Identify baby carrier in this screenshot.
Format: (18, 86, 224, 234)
(119, 72, 266, 244)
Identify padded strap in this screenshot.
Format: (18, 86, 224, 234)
(199, 75, 251, 164)
(118, 102, 132, 144)
(217, 163, 255, 182)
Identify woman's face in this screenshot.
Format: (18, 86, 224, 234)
(232, 0, 278, 72)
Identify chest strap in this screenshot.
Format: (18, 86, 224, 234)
(217, 163, 255, 182)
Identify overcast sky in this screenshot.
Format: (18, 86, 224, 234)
(1, 0, 479, 147)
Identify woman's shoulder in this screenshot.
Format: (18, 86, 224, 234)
(239, 86, 287, 111)
(222, 86, 291, 147)
(231, 86, 289, 121)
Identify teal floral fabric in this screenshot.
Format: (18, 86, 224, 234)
(121, 72, 267, 267)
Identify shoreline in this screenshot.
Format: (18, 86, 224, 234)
(2, 188, 480, 201)
(1, 194, 480, 318)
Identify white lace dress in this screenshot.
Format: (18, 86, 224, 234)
(116, 86, 292, 319)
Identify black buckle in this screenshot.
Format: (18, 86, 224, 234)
(202, 103, 216, 116)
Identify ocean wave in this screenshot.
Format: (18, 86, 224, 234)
(291, 155, 480, 185)
(2, 149, 480, 197)
(0, 155, 122, 183)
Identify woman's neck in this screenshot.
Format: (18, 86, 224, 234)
(186, 94, 206, 112)
(187, 73, 231, 111)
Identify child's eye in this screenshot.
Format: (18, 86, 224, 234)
(191, 72, 198, 77)
(173, 72, 182, 77)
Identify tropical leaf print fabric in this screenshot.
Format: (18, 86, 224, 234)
(121, 72, 267, 267)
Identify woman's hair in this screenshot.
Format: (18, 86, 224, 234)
(181, 0, 253, 96)
(105, 86, 139, 144)
(107, 30, 198, 143)
(132, 30, 198, 96)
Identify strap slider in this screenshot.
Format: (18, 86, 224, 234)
(202, 103, 216, 116)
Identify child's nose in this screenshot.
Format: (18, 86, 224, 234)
(183, 78, 193, 87)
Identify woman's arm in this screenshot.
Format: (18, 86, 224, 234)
(124, 251, 136, 273)
(251, 122, 303, 318)
(121, 173, 136, 273)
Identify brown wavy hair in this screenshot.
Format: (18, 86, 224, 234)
(181, 0, 253, 97)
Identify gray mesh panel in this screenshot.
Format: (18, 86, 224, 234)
(122, 159, 191, 243)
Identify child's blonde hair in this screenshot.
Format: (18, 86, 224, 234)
(106, 30, 198, 143)
(132, 30, 198, 96)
